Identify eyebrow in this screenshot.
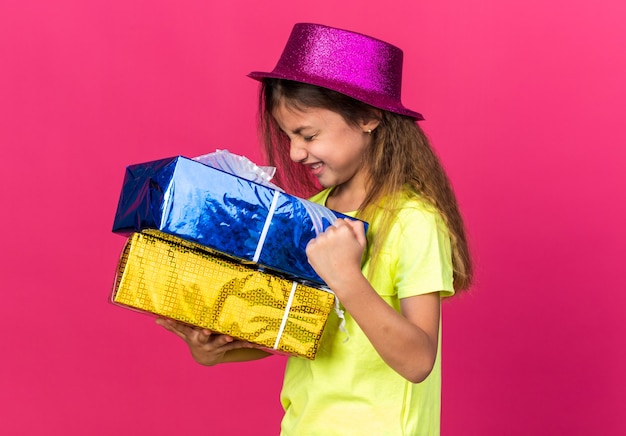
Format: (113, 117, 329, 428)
(291, 126, 314, 135)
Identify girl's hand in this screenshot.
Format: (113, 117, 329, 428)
(306, 218, 367, 292)
(155, 318, 261, 366)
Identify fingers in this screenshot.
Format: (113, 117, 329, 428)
(330, 218, 364, 237)
(156, 318, 192, 340)
(202, 331, 234, 348)
(156, 318, 236, 347)
(343, 219, 367, 247)
(309, 218, 366, 248)
(157, 318, 211, 341)
(155, 318, 183, 337)
(156, 318, 260, 366)
(193, 328, 211, 345)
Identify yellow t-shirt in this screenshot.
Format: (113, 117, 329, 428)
(280, 189, 455, 436)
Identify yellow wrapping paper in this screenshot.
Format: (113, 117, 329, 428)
(112, 231, 335, 359)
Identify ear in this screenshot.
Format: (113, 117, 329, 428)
(361, 117, 381, 133)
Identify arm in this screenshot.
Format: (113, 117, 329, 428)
(306, 219, 440, 383)
(156, 318, 271, 366)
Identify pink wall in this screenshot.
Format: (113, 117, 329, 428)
(1, 1, 624, 434)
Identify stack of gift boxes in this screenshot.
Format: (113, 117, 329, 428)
(111, 154, 365, 359)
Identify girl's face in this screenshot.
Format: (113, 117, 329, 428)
(272, 102, 378, 196)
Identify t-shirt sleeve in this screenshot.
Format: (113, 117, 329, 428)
(390, 204, 455, 299)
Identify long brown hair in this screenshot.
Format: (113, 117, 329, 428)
(258, 79, 472, 291)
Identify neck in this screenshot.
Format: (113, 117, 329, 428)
(326, 184, 367, 213)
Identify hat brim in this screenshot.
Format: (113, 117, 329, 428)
(248, 71, 424, 121)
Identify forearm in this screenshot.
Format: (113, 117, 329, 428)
(220, 348, 272, 364)
(332, 274, 440, 383)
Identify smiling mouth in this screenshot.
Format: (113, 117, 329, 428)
(306, 162, 324, 175)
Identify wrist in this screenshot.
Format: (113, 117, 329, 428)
(325, 269, 368, 303)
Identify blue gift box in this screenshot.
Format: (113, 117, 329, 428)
(112, 155, 366, 287)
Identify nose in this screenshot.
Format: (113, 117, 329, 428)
(289, 139, 308, 163)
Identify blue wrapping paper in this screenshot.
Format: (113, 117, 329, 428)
(112, 155, 366, 287)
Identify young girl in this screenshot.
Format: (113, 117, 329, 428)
(157, 23, 472, 435)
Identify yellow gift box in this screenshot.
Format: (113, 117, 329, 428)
(112, 230, 335, 359)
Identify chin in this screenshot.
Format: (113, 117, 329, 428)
(318, 180, 336, 189)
